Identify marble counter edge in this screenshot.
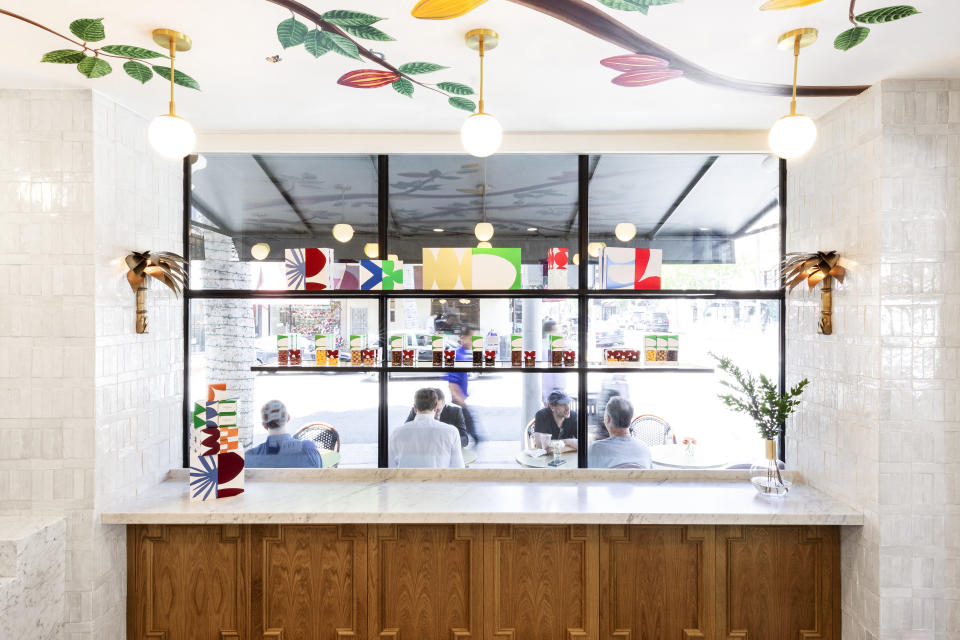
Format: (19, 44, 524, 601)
(101, 511, 863, 526)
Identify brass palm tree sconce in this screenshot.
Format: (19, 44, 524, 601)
(125, 251, 187, 334)
(781, 251, 847, 335)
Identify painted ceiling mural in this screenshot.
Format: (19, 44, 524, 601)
(3, 0, 920, 110)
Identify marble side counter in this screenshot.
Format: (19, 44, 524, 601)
(101, 469, 863, 526)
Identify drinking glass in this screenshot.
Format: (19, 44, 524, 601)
(551, 440, 565, 464)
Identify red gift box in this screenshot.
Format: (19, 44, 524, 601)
(325, 349, 339, 362)
(361, 348, 376, 365)
(278, 349, 289, 365)
(563, 350, 576, 366)
(523, 350, 537, 367)
(443, 349, 456, 365)
(611, 349, 625, 362)
(624, 349, 640, 362)
(484, 350, 497, 366)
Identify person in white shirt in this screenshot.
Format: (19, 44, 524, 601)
(588, 396, 652, 469)
(390, 388, 465, 469)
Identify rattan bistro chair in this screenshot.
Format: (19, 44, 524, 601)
(293, 422, 341, 452)
(628, 414, 676, 447)
(522, 418, 536, 450)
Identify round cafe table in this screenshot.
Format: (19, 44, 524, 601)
(515, 450, 578, 468)
(463, 448, 478, 466)
(649, 444, 728, 469)
(320, 450, 341, 468)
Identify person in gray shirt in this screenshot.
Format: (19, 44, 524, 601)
(588, 396, 652, 469)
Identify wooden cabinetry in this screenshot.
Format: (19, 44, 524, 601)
(128, 524, 840, 640)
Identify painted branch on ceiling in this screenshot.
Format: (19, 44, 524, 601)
(759, 0, 920, 52)
(0, 10, 201, 89)
(834, 3, 919, 51)
(265, 0, 476, 112)
(412, 0, 871, 97)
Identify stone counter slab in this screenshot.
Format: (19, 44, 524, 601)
(101, 469, 863, 526)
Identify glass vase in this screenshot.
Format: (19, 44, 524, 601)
(750, 439, 791, 497)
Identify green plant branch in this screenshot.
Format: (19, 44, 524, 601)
(0, 9, 144, 61)
(264, 0, 452, 99)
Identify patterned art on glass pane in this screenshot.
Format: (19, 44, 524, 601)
(599, 247, 662, 290)
(285, 248, 333, 290)
(359, 259, 384, 290)
(423, 248, 471, 289)
(471, 248, 521, 290)
(422, 248, 520, 290)
(207, 383, 227, 402)
(334, 262, 360, 290)
(284, 248, 307, 289)
(381, 259, 404, 290)
(190, 393, 245, 500)
(547, 247, 569, 290)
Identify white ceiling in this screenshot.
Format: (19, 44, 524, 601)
(1, 0, 956, 132)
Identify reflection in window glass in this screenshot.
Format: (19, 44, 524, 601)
(388, 155, 579, 289)
(189, 298, 379, 468)
(588, 154, 780, 290)
(586, 299, 779, 469)
(189, 154, 379, 290)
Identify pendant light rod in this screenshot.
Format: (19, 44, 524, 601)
(478, 34, 485, 113)
(168, 38, 176, 115)
(790, 35, 799, 116)
(776, 28, 817, 116)
(151, 28, 192, 116)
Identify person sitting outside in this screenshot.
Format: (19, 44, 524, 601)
(246, 400, 323, 468)
(391, 388, 465, 468)
(404, 387, 468, 447)
(533, 390, 578, 451)
(588, 396, 652, 469)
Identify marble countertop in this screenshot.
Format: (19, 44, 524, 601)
(100, 469, 863, 526)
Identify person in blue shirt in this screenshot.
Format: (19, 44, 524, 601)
(588, 396, 651, 469)
(447, 328, 481, 445)
(245, 400, 323, 468)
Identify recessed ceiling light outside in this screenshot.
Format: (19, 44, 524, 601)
(527, 227, 537, 232)
(433, 228, 444, 232)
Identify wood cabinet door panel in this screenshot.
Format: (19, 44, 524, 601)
(717, 526, 839, 640)
(484, 524, 599, 640)
(129, 524, 247, 640)
(369, 524, 482, 640)
(250, 524, 366, 640)
(599, 525, 713, 640)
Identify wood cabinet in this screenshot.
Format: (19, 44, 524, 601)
(128, 524, 840, 640)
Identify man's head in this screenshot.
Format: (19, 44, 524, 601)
(542, 320, 557, 336)
(414, 388, 439, 413)
(459, 327, 473, 348)
(432, 387, 446, 413)
(547, 390, 571, 420)
(604, 396, 633, 436)
(261, 400, 290, 431)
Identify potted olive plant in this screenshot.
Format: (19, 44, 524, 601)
(710, 353, 808, 496)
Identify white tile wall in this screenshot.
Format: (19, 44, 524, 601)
(0, 89, 182, 639)
(788, 79, 960, 640)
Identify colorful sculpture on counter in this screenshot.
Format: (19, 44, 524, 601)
(189, 384, 244, 501)
(599, 247, 662, 290)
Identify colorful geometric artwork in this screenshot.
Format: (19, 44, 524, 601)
(599, 247, 662, 290)
(285, 248, 333, 290)
(207, 383, 227, 402)
(472, 248, 521, 290)
(423, 248, 472, 289)
(547, 248, 569, 290)
(333, 262, 360, 290)
(422, 248, 520, 290)
(381, 259, 404, 290)
(359, 259, 384, 290)
(189, 454, 218, 501)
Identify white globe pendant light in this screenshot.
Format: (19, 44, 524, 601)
(477, 241, 492, 249)
(769, 28, 819, 160)
(149, 29, 196, 160)
(332, 223, 354, 243)
(614, 222, 637, 242)
(769, 114, 817, 159)
(460, 29, 502, 158)
(474, 221, 494, 242)
(363, 242, 379, 258)
(250, 242, 270, 260)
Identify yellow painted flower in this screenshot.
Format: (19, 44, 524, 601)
(759, 0, 826, 10)
(411, 0, 488, 20)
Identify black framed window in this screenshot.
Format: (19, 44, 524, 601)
(183, 153, 785, 470)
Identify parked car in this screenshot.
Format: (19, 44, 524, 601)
(642, 312, 670, 333)
(594, 322, 624, 348)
